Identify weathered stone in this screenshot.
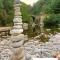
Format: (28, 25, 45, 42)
(11, 34, 24, 42)
(10, 0, 25, 60)
(0, 40, 11, 46)
(23, 23, 28, 30)
(13, 25, 23, 29)
(0, 49, 13, 60)
(24, 33, 60, 59)
(10, 3, 23, 35)
(10, 29, 23, 35)
(13, 17, 22, 23)
(49, 33, 60, 42)
(11, 47, 24, 60)
(11, 40, 24, 48)
(14, 22, 23, 25)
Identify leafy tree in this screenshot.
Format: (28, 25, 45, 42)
(20, 2, 32, 23)
(32, 0, 60, 14)
(32, 0, 46, 15)
(52, 0, 60, 14)
(0, 0, 14, 26)
(0, 0, 32, 26)
(42, 0, 60, 14)
(44, 14, 60, 28)
(3, 0, 14, 26)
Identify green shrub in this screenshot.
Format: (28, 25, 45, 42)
(20, 2, 32, 23)
(44, 14, 60, 29)
(0, 0, 14, 26)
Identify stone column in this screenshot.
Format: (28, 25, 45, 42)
(10, 0, 25, 60)
(10, 0, 23, 35)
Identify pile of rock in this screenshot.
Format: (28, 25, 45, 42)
(10, 0, 25, 60)
(10, 0, 23, 35)
(0, 34, 25, 60)
(0, 0, 25, 60)
(24, 33, 60, 60)
(10, 34, 25, 60)
(0, 39, 13, 60)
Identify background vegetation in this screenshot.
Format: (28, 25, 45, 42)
(0, 0, 14, 26)
(0, 0, 32, 26)
(20, 2, 32, 23)
(0, 0, 60, 29)
(32, 0, 60, 29)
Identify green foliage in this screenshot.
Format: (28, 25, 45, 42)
(32, 0, 60, 14)
(43, 0, 60, 14)
(44, 14, 60, 29)
(32, 0, 46, 15)
(52, 0, 60, 14)
(20, 2, 32, 23)
(0, 0, 14, 26)
(0, 19, 6, 26)
(0, 0, 32, 26)
(32, 0, 60, 29)
(3, 0, 14, 26)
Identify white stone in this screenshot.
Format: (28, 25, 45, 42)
(25, 53, 31, 60)
(14, 23, 23, 25)
(49, 33, 60, 42)
(13, 17, 22, 23)
(23, 23, 28, 30)
(0, 1, 24, 60)
(10, 29, 23, 35)
(24, 33, 60, 60)
(11, 34, 24, 42)
(14, 7, 20, 10)
(0, 40, 11, 46)
(0, 49, 13, 60)
(13, 25, 23, 29)
(11, 40, 24, 48)
(15, 12, 21, 16)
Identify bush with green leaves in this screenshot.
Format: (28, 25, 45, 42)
(0, 0, 14, 26)
(32, 0, 60, 14)
(20, 2, 32, 23)
(44, 14, 60, 29)
(32, 0, 46, 15)
(43, 0, 60, 14)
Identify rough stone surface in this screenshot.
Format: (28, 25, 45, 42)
(23, 23, 28, 30)
(0, 33, 60, 60)
(24, 33, 60, 60)
(10, 2, 23, 35)
(0, 39, 13, 60)
(11, 34, 24, 48)
(0, 34, 25, 60)
(0, 0, 25, 60)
